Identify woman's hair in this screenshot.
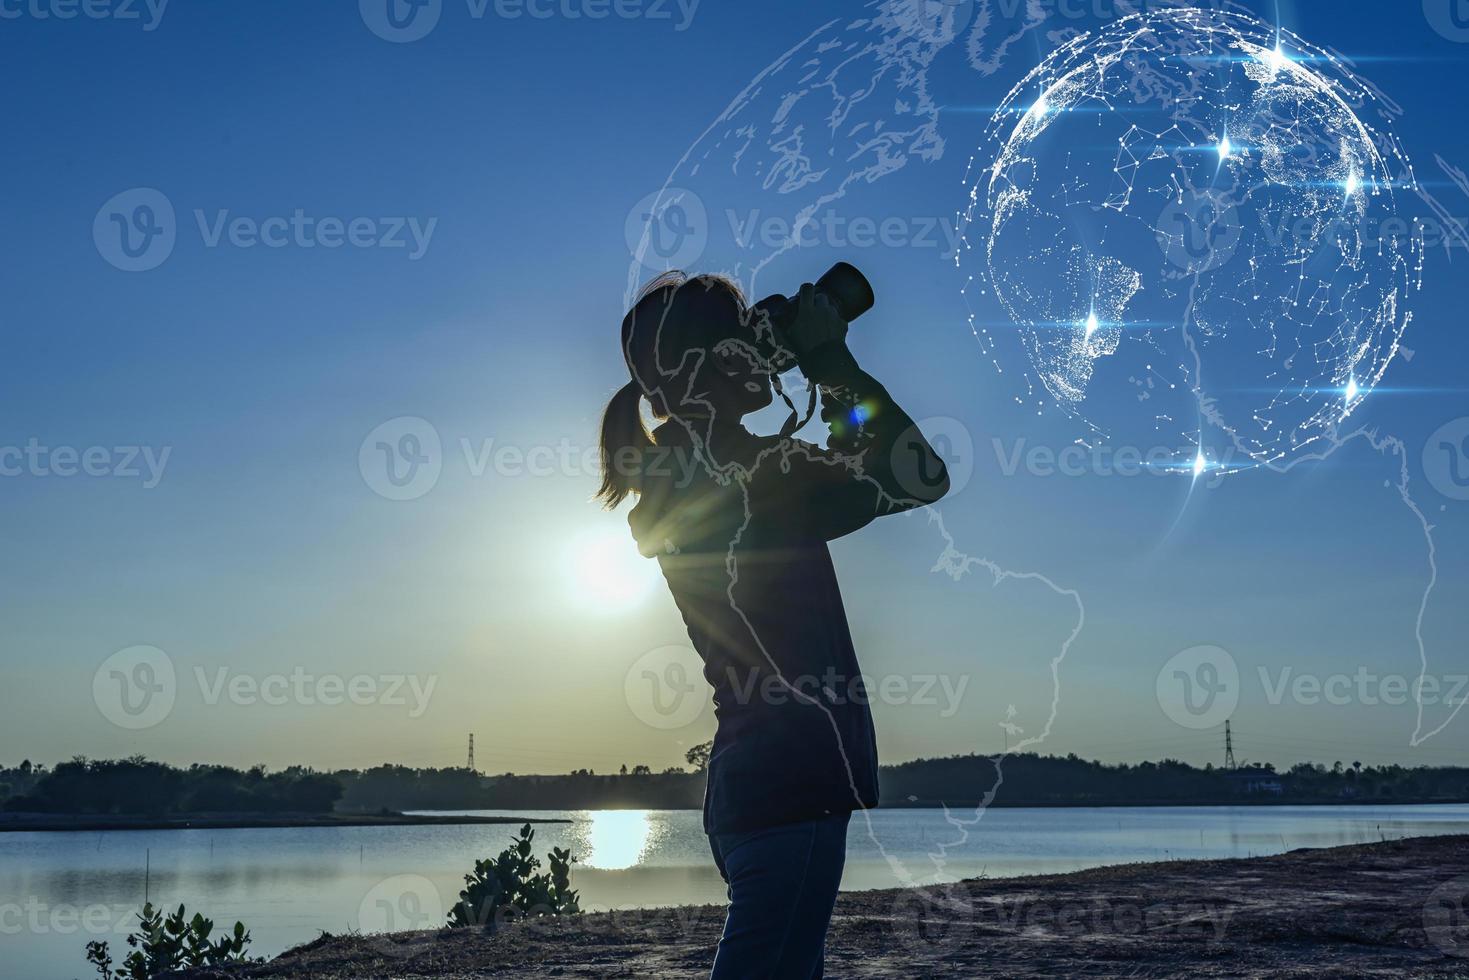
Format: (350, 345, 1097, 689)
(596, 272, 746, 508)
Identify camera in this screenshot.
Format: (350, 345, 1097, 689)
(751, 262, 875, 373)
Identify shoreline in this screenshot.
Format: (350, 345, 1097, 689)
(0, 812, 570, 834)
(377, 798, 1469, 811)
(880, 797, 1469, 808)
(171, 834, 1469, 978)
(7, 799, 1461, 832)
(376, 798, 1469, 812)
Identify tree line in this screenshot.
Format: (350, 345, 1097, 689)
(5, 751, 1467, 816)
(879, 753, 1469, 805)
(1, 757, 342, 815)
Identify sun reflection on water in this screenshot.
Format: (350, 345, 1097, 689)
(577, 810, 657, 870)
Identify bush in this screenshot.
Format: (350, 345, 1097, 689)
(447, 823, 580, 931)
(84, 903, 254, 979)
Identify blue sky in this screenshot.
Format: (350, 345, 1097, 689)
(2, 0, 1468, 777)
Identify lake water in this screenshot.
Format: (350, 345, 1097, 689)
(5, 804, 1469, 979)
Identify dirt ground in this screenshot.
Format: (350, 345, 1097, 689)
(175, 835, 1469, 979)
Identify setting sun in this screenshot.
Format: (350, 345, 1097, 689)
(565, 527, 662, 612)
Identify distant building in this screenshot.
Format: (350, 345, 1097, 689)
(1227, 766, 1287, 796)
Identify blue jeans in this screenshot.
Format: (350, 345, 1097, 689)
(708, 812, 850, 979)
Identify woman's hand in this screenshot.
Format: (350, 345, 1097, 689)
(787, 282, 849, 361)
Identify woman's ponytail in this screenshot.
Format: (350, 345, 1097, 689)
(596, 380, 655, 509)
(600, 270, 731, 508)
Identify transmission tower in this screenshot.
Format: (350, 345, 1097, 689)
(466, 733, 476, 772)
(1224, 720, 1237, 770)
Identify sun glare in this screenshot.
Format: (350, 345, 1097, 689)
(566, 528, 662, 612)
(577, 809, 657, 870)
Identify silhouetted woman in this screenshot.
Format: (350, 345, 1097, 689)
(598, 271, 950, 978)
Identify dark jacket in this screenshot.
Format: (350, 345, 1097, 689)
(628, 344, 950, 834)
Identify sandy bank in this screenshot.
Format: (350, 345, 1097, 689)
(174, 834, 1469, 978)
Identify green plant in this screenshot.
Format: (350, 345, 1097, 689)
(448, 822, 580, 931)
(84, 940, 113, 979)
(84, 902, 253, 979)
